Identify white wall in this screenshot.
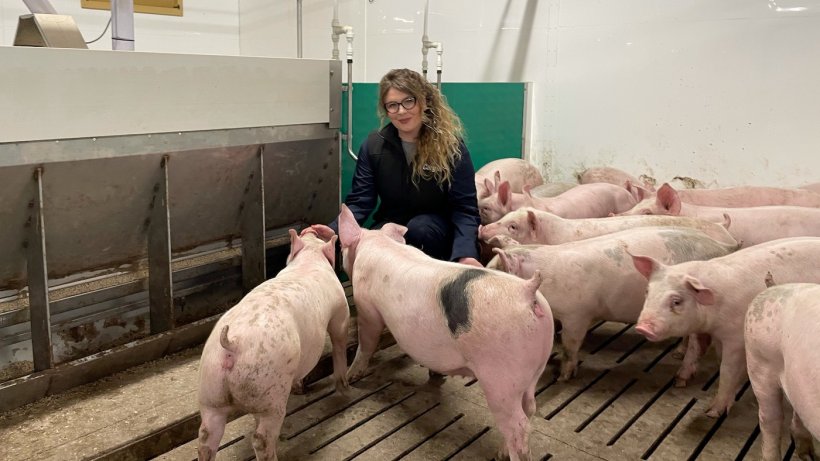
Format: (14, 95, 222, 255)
(1, 0, 239, 55)
(3, 1, 818, 187)
(238, 0, 820, 188)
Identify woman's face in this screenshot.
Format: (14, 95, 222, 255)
(384, 87, 424, 141)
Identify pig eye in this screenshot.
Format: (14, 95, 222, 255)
(641, 209, 652, 215)
(509, 224, 517, 231)
(669, 297, 682, 311)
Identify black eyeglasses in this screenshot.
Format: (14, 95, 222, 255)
(384, 97, 417, 114)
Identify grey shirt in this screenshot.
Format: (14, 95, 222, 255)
(402, 140, 417, 166)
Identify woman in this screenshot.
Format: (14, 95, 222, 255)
(332, 68, 481, 266)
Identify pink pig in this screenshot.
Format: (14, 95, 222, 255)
(479, 207, 737, 247)
(197, 229, 350, 461)
(492, 227, 737, 381)
(745, 283, 820, 461)
(338, 204, 552, 461)
(475, 158, 544, 199)
(619, 183, 820, 246)
(478, 181, 637, 224)
(577, 166, 655, 191)
(626, 182, 820, 208)
(632, 237, 820, 418)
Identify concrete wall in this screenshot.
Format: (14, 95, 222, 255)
(3, 0, 818, 187)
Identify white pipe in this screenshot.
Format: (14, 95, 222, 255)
(421, 0, 443, 86)
(331, 0, 357, 160)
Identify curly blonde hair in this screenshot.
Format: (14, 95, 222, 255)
(378, 68, 465, 186)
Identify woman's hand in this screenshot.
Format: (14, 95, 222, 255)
(457, 257, 483, 268)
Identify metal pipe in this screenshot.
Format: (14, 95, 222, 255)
(296, 0, 303, 58)
(345, 39, 356, 161)
(331, 0, 357, 160)
(421, 0, 443, 85)
(111, 0, 134, 51)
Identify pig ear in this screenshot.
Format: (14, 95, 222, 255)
(497, 181, 512, 206)
(656, 183, 681, 215)
(493, 170, 502, 187)
(522, 184, 534, 199)
(381, 223, 407, 243)
(483, 176, 496, 195)
(475, 178, 487, 198)
(625, 180, 650, 202)
(491, 248, 513, 272)
(321, 236, 337, 267)
(338, 205, 362, 249)
(526, 209, 539, 235)
(310, 224, 337, 241)
(288, 228, 305, 261)
(629, 251, 663, 280)
(684, 275, 715, 305)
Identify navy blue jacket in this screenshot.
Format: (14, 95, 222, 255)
(340, 124, 480, 261)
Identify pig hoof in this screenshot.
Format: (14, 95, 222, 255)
(704, 407, 723, 418)
(427, 369, 447, 385)
(674, 377, 688, 388)
(794, 441, 816, 460)
(291, 381, 307, 395)
(335, 379, 350, 394)
(671, 350, 685, 360)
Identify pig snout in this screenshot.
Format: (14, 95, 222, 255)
(635, 321, 661, 342)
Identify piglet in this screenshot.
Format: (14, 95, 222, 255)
(633, 237, 820, 418)
(619, 183, 820, 246)
(197, 228, 349, 461)
(492, 227, 737, 380)
(338, 204, 552, 461)
(475, 158, 544, 199)
(745, 282, 820, 461)
(479, 207, 737, 247)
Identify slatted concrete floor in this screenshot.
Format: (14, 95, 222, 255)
(157, 321, 798, 461)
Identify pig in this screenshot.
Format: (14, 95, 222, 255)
(337, 204, 552, 461)
(479, 207, 738, 247)
(478, 181, 637, 224)
(626, 181, 820, 208)
(492, 227, 737, 381)
(801, 182, 820, 194)
(529, 182, 577, 198)
(475, 158, 544, 199)
(745, 283, 820, 461)
(197, 229, 350, 461)
(632, 237, 820, 418)
(619, 183, 820, 246)
(577, 166, 655, 191)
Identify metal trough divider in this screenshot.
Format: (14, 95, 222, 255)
(0, 48, 343, 412)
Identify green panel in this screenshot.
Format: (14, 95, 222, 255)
(340, 82, 526, 203)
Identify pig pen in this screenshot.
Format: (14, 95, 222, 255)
(0, 280, 796, 461)
(0, 48, 800, 461)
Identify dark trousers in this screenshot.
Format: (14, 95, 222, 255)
(373, 213, 452, 261)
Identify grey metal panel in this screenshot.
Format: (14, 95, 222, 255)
(39, 155, 160, 282)
(0, 165, 33, 289)
(263, 138, 340, 230)
(165, 145, 258, 252)
(0, 131, 339, 291)
(0, 124, 336, 167)
(328, 60, 343, 130)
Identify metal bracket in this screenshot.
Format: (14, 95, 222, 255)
(148, 155, 174, 334)
(241, 147, 266, 293)
(27, 167, 53, 372)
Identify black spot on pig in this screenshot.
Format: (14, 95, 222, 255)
(438, 269, 485, 337)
